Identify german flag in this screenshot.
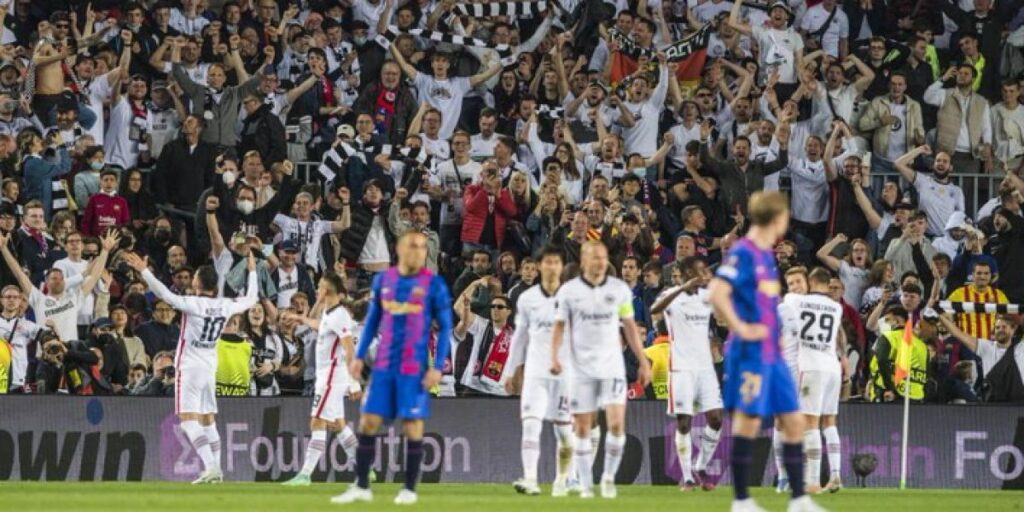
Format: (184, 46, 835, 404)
(610, 24, 712, 92)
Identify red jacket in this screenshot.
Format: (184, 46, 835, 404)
(81, 192, 130, 236)
(460, 184, 517, 247)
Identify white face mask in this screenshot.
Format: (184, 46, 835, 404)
(237, 199, 255, 215)
(222, 170, 237, 185)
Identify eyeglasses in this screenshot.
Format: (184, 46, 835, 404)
(490, 304, 509, 310)
(586, 209, 601, 214)
(155, 307, 174, 313)
(54, 24, 70, 29)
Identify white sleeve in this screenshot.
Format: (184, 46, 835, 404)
(506, 300, 530, 370)
(553, 286, 570, 323)
(140, 269, 195, 313)
(272, 214, 289, 229)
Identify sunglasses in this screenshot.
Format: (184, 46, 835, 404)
(489, 304, 509, 310)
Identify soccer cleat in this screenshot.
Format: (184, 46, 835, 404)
(566, 475, 581, 494)
(599, 476, 617, 499)
(579, 487, 595, 499)
(393, 489, 418, 505)
(776, 477, 790, 494)
(787, 495, 828, 512)
(825, 475, 843, 493)
(513, 478, 541, 496)
(697, 470, 716, 491)
(806, 484, 824, 494)
(191, 468, 223, 485)
(281, 473, 311, 486)
(330, 485, 373, 504)
(731, 498, 767, 512)
(551, 477, 569, 497)
(679, 480, 697, 492)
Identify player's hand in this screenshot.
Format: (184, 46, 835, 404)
(636, 361, 652, 388)
(422, 368, 442, 390)
(122, 252, 148, 272)
(735, 321, 769, 341)
(550, 357, 562, 376)
(348, 389, 363, 401)
(349, 359, 364, 381)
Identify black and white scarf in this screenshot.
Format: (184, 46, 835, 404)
(536, 104, 564, 120)
(318, 142, 359, 181)
(454, 1, 548, 17)
(376, 25, 518, 66)
(382, 144, 435, 170)
(938, 301, 1022, 314)
(608, 23, 712, 63)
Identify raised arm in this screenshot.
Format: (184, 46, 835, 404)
(390, 42, 419, 81)
(894, 144, 929, 183)
(0, 232, 33, 294)
(816, 234, 846, 271)
(852, 184, 882, 229)
(205, 195, 226, 258)
(937, 313, 979, 353)
(125, 253, 189, 312)
(80, 231, 120, 295)
(823, 123, 840, 182)
(847, 54, 875, 94)
(728, 0, 753, 36)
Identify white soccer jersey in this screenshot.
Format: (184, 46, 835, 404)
(783, 292, 842, 375)
(316, 303, 356, 378)
(778, 294, 802, 372)
(141, 269, 258, 371)
(272, 214, 339, 271)
(29, 285, 86, 344)
(0, 315, 39, 388)
(553, 276, 633, 380)
(510, 284, 570, 382)
(660, 286, 715, 372)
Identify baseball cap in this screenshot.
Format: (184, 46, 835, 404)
(151, 80, 169, 91)
(622, 213, 641, 225)
(895, 197, 916, 211)
(336, 124, 355, 139)
(92, 317, 113, 329)
(280, 240, 300, 253)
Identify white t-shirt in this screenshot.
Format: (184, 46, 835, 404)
(0, 315, 40, 388)
(554, 275, 633, 380)
(470, 133, 499, 160)
(275, 266, 301, 309)
(455, 315, 511, 396)
(53, 257, 94, 326)
(616, 67, 668, 158)
(29, 285, 86, 343)
(414, 74, 472, 140)
(668, 122, 702, 169)
(782, 292, 843, 374)
(83, 74, 113, 145)
(821, 84, 858, 125)
(272, 214, 338, 271)
(788, 158, 829, 223)
(660, 287, 714, 371)
(510, 284, 570, 382)
(431, 159, 482, 225)
(838, 260, 868, 309)
(692, 0, 732, 23)
(887, 102, 908, 161)
(169, 9, 210, 36)
(799, 4, 849, 57)
(105, 97, 150, 169)
(913, 173, 966, 237)
(422, 134, 451, 160)
(357, 215, 391, 265)
(752, 25, 804, 84)
(975, 338, 1008, 377)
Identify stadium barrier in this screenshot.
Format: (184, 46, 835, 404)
(2, 397, 1023, 489)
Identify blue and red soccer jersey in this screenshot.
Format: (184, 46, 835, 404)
(715, 238, 799, 418)
(356, 267, 453, 421)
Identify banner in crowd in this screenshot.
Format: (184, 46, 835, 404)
(609, 24, 711, 87)
(2, 397, 1024, 489)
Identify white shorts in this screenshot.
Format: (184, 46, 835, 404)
(798, 370, 841, 416)
(570, 377, 627, 414)
(312, 370, 350, 422)
(520, 377, 571, 423)
(176, 366, 217, 415)
(667, 369, 723, 417)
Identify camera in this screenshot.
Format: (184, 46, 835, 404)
(45, 343, 62, 355)
(163, 366, 175, 379)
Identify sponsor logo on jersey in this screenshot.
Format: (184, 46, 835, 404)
(604, 294, 615, 304)
(412, 286, 426, 297)
(382, 300, 424, 315)
(758, 280, 781, 296)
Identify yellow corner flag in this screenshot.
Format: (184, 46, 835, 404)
(894, 317, 913, 385)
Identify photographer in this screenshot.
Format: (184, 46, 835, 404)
(132, 351, 176, 396)
(89, 317, 130, 394)
(35, 330, 110, 395)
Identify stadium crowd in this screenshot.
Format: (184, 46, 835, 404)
(0, 0, 1022, 404)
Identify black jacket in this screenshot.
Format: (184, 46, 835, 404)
(270, 262, 316, 304)
(212, 172, 301, 243)
(239, 104, 287, 167)
(339, 200, 394, 263)
(153, 136, 218, 210)
(352, 81, 418, 144)
(135, 320, 180, 359)
(991, 210, 1024, 302)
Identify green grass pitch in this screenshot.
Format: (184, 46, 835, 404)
(1, 482, 1022, 511)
